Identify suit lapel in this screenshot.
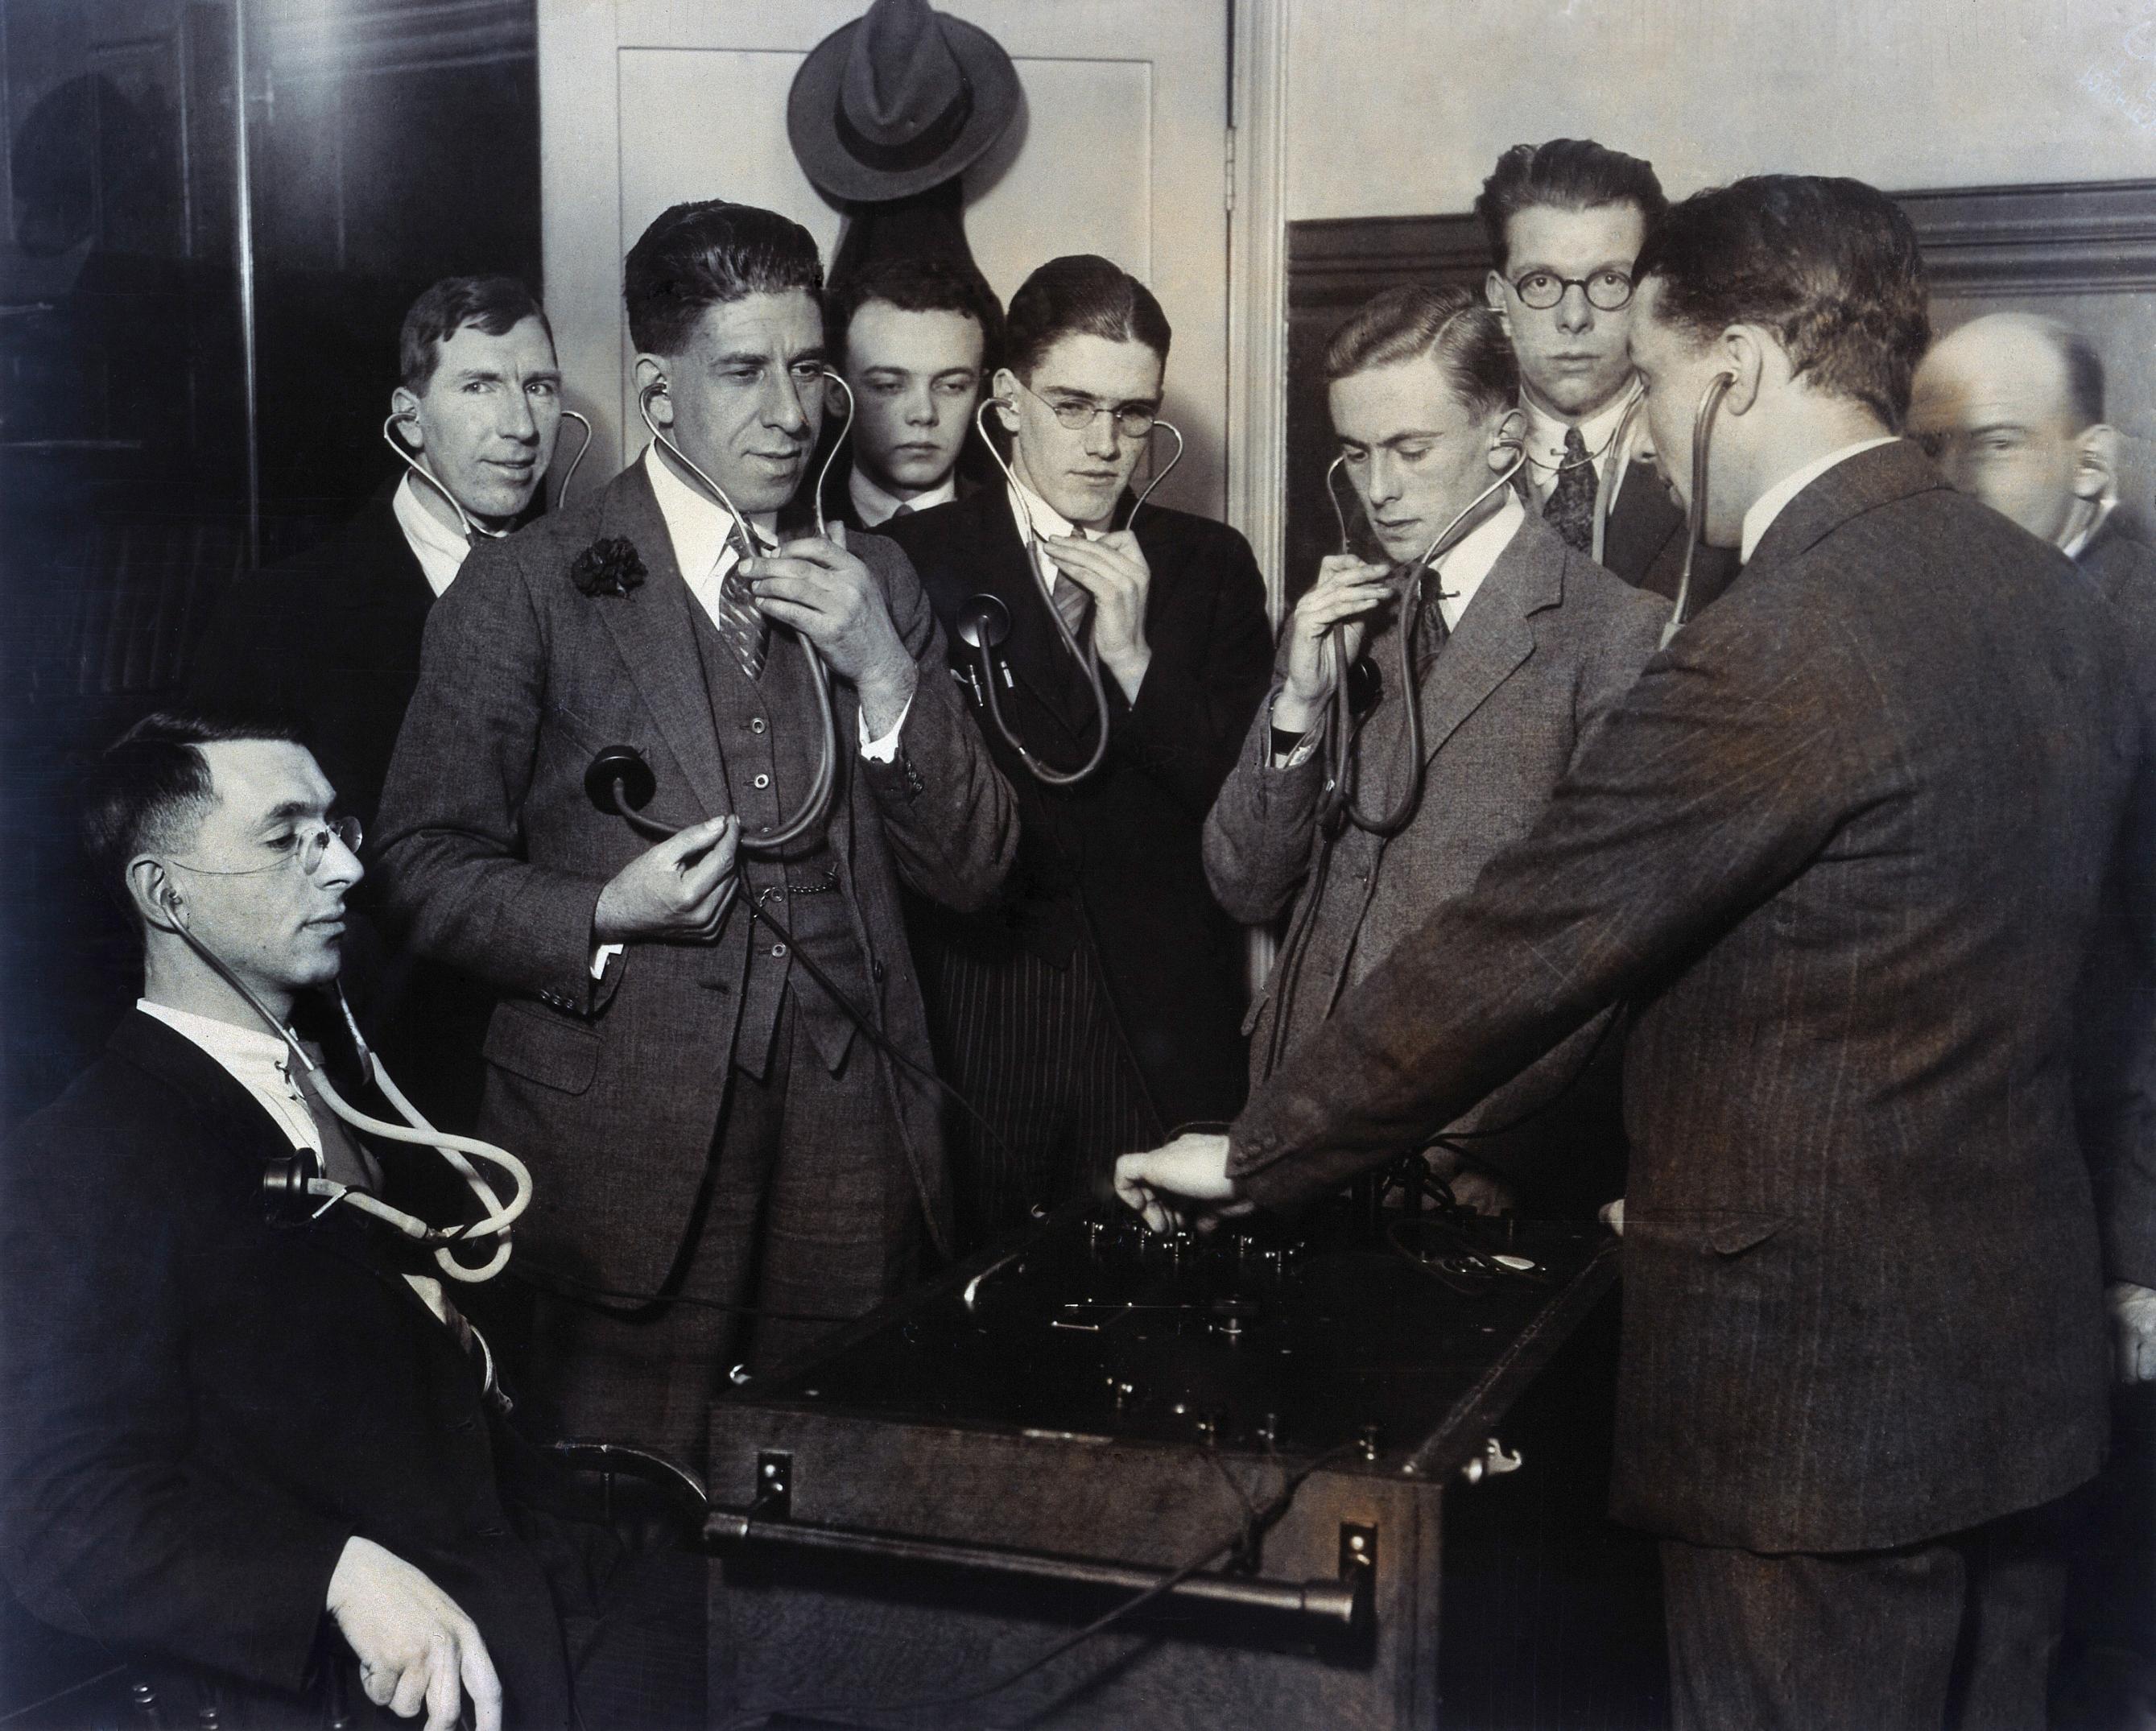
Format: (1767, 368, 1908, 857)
(970, 494, 1099, 742)
(1416, 514, 1557, 765)
(590, 461, 730, 821)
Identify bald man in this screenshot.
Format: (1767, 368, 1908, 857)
(1913, 311, 2156, 1725)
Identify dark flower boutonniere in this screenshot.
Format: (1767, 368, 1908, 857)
(569, 536, 646, 599)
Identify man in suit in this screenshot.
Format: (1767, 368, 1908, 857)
(1911, 312, 2156, 1727)
(816, 251, 1002, 535)
(374, 200, 1016, 1467)
(1119, 176, 2150, 1729)
(2, 713, 560, 1729)
(882, 254, 1272, 1250)
(188, 275, 566, 1134)
(1477, 139, 1740, 613)
(1204, 283, 1662, 1215)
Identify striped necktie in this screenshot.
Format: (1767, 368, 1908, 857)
(712, 523, 770, 681)
(1046, 530, 1092, 642)
(1543, 425, 1597, 553)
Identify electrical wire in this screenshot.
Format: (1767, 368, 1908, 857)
(714, 1441, 1361, 1731)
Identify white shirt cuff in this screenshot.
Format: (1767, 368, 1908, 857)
(589, 943, 623, 980)
(858, 696, 913, 762)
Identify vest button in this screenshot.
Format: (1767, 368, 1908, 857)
(871, 960, 886, 983)
(752, 772, 770, 789)
(750, 717, 766, 734)
(770, 942, 788, 959)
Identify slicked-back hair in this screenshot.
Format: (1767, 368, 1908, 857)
(1324, 283, 1519, 423)
(1475, 139, 1667, 275)
(827, 253, 1005, 374)
(1002, 255, 1171, 379)
(625, 200, 824, 357)
(399, 276, 551, 392)
(83, 710, 304, 915)
(1635, 175, 1931, 428)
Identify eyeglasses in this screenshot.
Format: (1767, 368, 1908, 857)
(168, 816, 363, 878)
(1015, 377, 1159, 440)
(1507, 268, 1635, 312)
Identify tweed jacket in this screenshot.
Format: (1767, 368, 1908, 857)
(1229, 441, 2140, 1553)
(1205, 511, 1662, 1172)
(373, 461, 1017, 1287)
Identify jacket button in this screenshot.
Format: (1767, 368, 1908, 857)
(749, 717, 766, 734)
(871, 960, 886, 983)
(770, 942, 788, 959)
(753, 773, 770, 789)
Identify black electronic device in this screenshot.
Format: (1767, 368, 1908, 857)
(705, 1192, 1662, 1729)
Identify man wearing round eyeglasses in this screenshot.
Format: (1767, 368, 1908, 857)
(882, 254, 1273, 1252)
(0, 712, 581, 1729)
(1477, 139, 1740, 609)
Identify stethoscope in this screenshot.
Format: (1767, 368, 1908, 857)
(589, 370, 861, 857)
(1660, 371, 1734, 649)
(157, 887, 532, 1283)
(952, 397, 1186, 787)
(1313, 440, 1528, 837)
(380, 405, 595, 537)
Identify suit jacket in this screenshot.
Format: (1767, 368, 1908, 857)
(881, 488, 1275, 1130)
(188, 478, 433, 831)
(1597, 457, 1743, 613)
(186, 477, 496, 1135)
(812, 446, 986, 540)
(0, 1011, 571, 1721)
(2073, 513, 2156, 1291)
(1204, 513, 1663, 1194)
(1228, 442, 2136, 1553)
(373, 461, 1016, 1287)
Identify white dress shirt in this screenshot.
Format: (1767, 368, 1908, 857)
(1739, 436, 1902, 564)
(1006, 474, 1097, 592)
(391, 472, 474, 598)
(1520, 387, 1639, 510)
(849, 465, 956, 529)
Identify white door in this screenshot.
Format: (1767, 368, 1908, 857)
(540, 0, 1234, 517)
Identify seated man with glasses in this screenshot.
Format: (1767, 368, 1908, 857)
(881, 254, 1273, 1250)
(0, 710, 694, 1730)
(1477, 138, 1741, 611)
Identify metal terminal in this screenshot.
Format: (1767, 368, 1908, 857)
(1459, 1437, 1525, 1485)
(754, 1450, 792, 1518)
(1339, 1522, 1377, 1583)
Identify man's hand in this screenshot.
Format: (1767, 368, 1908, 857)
(1113, 1132, 1247, 1235)
(745, 538, 919, 735)
(327, 1536, 501, 1731)
(593, 814, 739, 944)
(1274, 554, 1395, 733)
(1043, 531, 1152, 701)
(2109, 1281, 2156, 1383)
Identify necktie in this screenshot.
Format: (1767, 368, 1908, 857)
(1410, 565, 1451, 669)
(1046, 531, 1093, 643)
(289, 1047, 382, 1192)
(1543, 425, 1597, 553)
(712, 523, 770, 681)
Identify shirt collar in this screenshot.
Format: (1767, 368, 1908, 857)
(392, 472, 473, 599)
(1740, 436, 1902, 564)
(2061, 496, 2117, 561)
(1520, 385, 1639, 484)
(1007, 473, 1079, 544)
(135, 999, 318, 1153)
(849, 465, 955, 528)
(1431, 490, 1525, 626)
(645, 443, 773, 582)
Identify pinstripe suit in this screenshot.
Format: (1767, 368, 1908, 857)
(1225, 442, 2147, 1720)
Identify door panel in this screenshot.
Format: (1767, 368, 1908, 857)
(543, 0, 1229, 514)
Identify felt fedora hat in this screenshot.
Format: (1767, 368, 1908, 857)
(788, 0, 1020, 202)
